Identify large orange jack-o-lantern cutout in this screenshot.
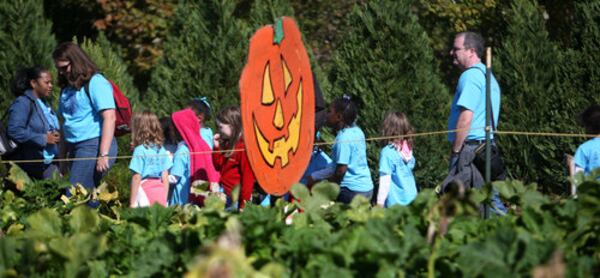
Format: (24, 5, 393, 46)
(240, 17, 314, 195)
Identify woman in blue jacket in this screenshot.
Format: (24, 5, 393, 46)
(7, 66, 61, 179)
(53, 42, 118, 191)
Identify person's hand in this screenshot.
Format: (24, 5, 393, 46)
(96, 155, 110, 172)
(46, 131, 60, 145)
(59, 161, 69, 175)
(210, 182, 221, 193)
(306, 176, 316, 188)
(213, 133, 221, 149)
(449, 151, 460, 171)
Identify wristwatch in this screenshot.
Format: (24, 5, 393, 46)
(99, 152, 109, 157)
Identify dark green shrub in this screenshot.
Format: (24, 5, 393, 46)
(0, 0, 56, 111)
(328, 0, 450, 189)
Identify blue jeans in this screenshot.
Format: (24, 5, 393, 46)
(67, 137, 117, 189)
(337, 187, 373, 204)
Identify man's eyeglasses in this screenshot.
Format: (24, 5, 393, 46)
(57, 62, 70, 73)
(451, 47, 469, 52)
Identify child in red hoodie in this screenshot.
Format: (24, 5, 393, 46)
(212, 106, 256, 209)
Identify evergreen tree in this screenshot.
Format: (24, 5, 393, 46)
(79, 33, 140, 109)
(0, 0, 56, 111)
(328, 0, 449, 188)
(571, 0, 600, 104)
(246, 0, 295, 29)
(496, 0, 583, 193)
(146, 0, 249, 117)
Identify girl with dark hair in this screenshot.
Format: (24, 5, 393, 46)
(187, 97, 214, 149)
(7, 66, 60, 179)
(53, 42, 117, 192)
(306, 95, 373, 204)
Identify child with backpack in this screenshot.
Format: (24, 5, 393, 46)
(212, 106, 256, 209)
(306, 95, 373, 204)
(376, 112, 418, 207)
(128, 111, 172, 207)
(574, 104, 600, 179)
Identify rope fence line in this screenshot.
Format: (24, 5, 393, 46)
(1, 126, 597, 164)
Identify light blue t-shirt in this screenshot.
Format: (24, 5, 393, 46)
(169, 142, 191, 205)
(58, 74, 116, 143)
(36, 98, 59, 164)
(379, 145, 417, 206)
(128, 144, 173, 179)
(332, 125, 373, 192)
(200, 127, 214, 149)
(448, 63, 500, 142)
(574, 138, 600, 177)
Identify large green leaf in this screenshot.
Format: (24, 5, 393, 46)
(26, 208, 62, 238)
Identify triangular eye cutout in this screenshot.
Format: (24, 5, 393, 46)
(282, 57, 292, 93)
(262, 62, 274, 105)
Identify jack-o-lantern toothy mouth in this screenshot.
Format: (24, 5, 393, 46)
(253, 61, 302, 167)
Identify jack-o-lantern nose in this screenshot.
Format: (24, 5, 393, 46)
(274, 99, 284, 129)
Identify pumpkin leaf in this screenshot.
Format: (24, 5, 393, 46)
(7, 163, 31, 191)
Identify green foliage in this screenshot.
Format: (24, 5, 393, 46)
(0, 0, 56, 112)
(146, 0, 249, 117)
(495, 0, 584, 193)
(1, 163, 600, 276)
(569, 0, 600, 104)
(328, 0, 450, 188)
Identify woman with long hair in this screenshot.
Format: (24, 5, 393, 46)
(53, 42, 117, 194)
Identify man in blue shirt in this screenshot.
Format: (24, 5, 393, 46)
(446, 31, 507, 215)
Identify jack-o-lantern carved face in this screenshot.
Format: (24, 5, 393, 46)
(240, 17, 314, 195)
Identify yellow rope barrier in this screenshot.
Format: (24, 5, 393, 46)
(1, 126, 596, 164)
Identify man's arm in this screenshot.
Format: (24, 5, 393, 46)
(452, 108, 474, 153)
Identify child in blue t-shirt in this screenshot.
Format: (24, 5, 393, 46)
(128, 111, 173, 207)
(161, 116, 191, 206)
(574, 104, 600, 179)
(188, 97, 214, 150)
(376, 112, 418, 207)
(307, 95, 373, 204)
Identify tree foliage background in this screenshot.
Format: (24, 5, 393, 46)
(0, 0, 598, 192)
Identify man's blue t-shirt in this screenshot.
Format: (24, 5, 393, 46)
(169, 142, 191, 205)
(128, 144, 173, 179)
(448, 63, 500, 142)
(58, 74, 116, 143)
(200, 127, 214, 149)
(332, 125, 373, 192)
(574, 138, 600, 177)
(379, 145, 417, 206)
